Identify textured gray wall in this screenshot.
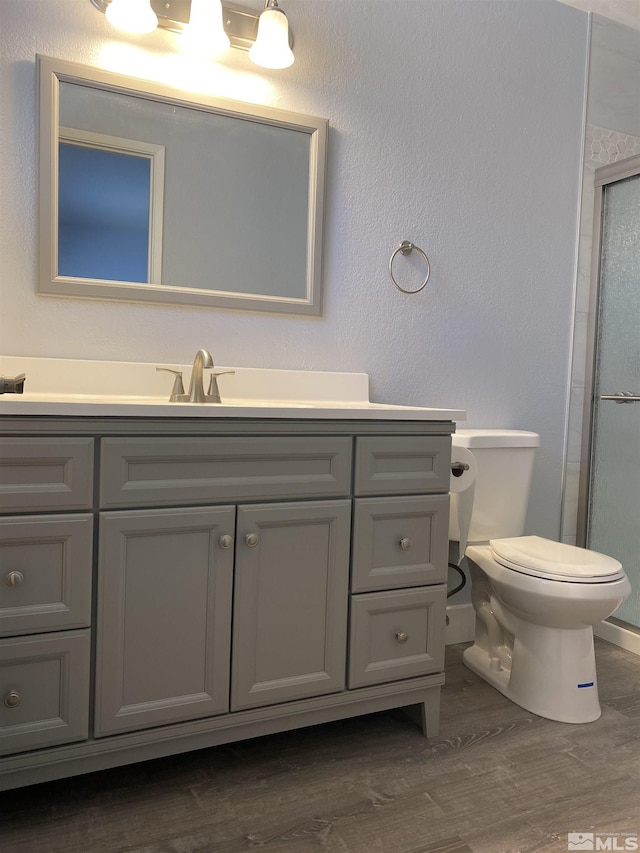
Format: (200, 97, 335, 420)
(0, 0, 589, 539)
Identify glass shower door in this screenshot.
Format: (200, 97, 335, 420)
(587, 170, 640, 628)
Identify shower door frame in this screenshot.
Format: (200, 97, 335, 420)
(577, 152, 640, 547)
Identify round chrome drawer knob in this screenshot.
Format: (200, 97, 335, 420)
(245, 533, 259, 548)
(218, 534, 233, 549)
(5, 571, 25, 588)
(399, 538, 412, 550)
(4, 690, 22, 709)
(395, 631, 409, 644)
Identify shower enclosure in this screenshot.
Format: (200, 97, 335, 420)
(578, 155, 640, 630)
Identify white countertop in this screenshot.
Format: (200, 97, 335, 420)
(0, 357, 466, 421)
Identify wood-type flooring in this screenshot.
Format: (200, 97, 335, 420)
(2, 639, 639, 853)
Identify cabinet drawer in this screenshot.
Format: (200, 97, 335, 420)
(354, 436, 451, 496)
(0, 629, 90, 756)
(0, 438, 94, 512)
(348, 586, 446, 688)
(100, 437, 352, 508)
(351, 496, 449, 592)
(0, 515, 93, 637)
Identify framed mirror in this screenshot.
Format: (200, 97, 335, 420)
(38, 55, 327, 315)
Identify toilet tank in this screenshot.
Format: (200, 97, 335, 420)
(449, 429, 540, 544)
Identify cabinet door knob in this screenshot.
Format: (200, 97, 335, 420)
(5, 571, 25, 587)
(4, 690, 22, 709)
(395, 631, 409, 644)
(218, 534, 233, 549)
(244, 533, 259, 547)
(399, 538, 412, 550)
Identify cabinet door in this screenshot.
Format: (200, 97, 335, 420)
(232, 500, 350, 711)
(95, 506, 235, 736)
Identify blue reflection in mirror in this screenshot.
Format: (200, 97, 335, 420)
(58, 142, 151, 283)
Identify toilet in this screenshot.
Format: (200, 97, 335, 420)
(450, 429, 630, 724)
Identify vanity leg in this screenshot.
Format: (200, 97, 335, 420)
(420, 687, 441, 738)
(403, 687, 441, 738)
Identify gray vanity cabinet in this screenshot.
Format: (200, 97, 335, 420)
(231, 500, 350, 711)
(0, 421, 452, 791)
(95, 506, 235, 736)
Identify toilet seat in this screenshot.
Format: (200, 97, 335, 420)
(489, 535, 625, 583)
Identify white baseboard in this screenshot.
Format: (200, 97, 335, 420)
(594, 619, 640, 657)
(445, 603, 475, 645)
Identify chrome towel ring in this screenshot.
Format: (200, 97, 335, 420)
(389, 240, 431, 294)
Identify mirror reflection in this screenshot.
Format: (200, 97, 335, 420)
(58, 124, 162, 284)
(39, 56, 327, 315)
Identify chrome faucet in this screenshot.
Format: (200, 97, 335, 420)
(187, 348, 214, 403)
(156, 349, 234, 403)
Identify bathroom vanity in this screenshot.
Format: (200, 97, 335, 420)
(0, 359, 463, 790)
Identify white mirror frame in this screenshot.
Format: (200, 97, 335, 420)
(38, 55, 327, 315)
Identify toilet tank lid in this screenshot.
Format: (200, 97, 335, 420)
(452, 429, 540, 448)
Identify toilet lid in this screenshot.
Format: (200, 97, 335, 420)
(489, 536, 625, 582)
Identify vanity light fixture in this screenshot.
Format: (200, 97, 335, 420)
(104, 0, 158, 34)
(90, 0, 295, 69)
(249, 0, 294, 69)
(182, 0, 230, 57)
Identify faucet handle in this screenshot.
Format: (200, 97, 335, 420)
(206, 371, 235, 404)
(156, 367, 188, 402)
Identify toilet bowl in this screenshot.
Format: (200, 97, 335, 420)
(464, 536, 630, 723)
(450, 430, 631, 724)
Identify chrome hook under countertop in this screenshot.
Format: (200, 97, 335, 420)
(0, 373, 26, 394)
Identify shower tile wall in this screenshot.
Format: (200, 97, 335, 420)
(562, 126, 640, 544)
(561, 13, 640, 545)
(586, 125, 640, 163)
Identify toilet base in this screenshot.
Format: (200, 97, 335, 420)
(462, 622, 602, 724)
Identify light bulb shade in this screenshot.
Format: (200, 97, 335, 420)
(248, 8, 294, 69)
(105, 0, 158, 34)
(183, 0, 230, 56)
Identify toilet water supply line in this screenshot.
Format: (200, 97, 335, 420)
(447, 562, 466, 597)
(447, 457, 469, 597)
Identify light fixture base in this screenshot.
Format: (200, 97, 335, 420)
(89, 0, 292, 52)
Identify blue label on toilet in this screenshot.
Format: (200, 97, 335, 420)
(577, 682, 594, 688)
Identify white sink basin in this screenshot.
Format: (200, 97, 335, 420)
(0, 357, 466, 421)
